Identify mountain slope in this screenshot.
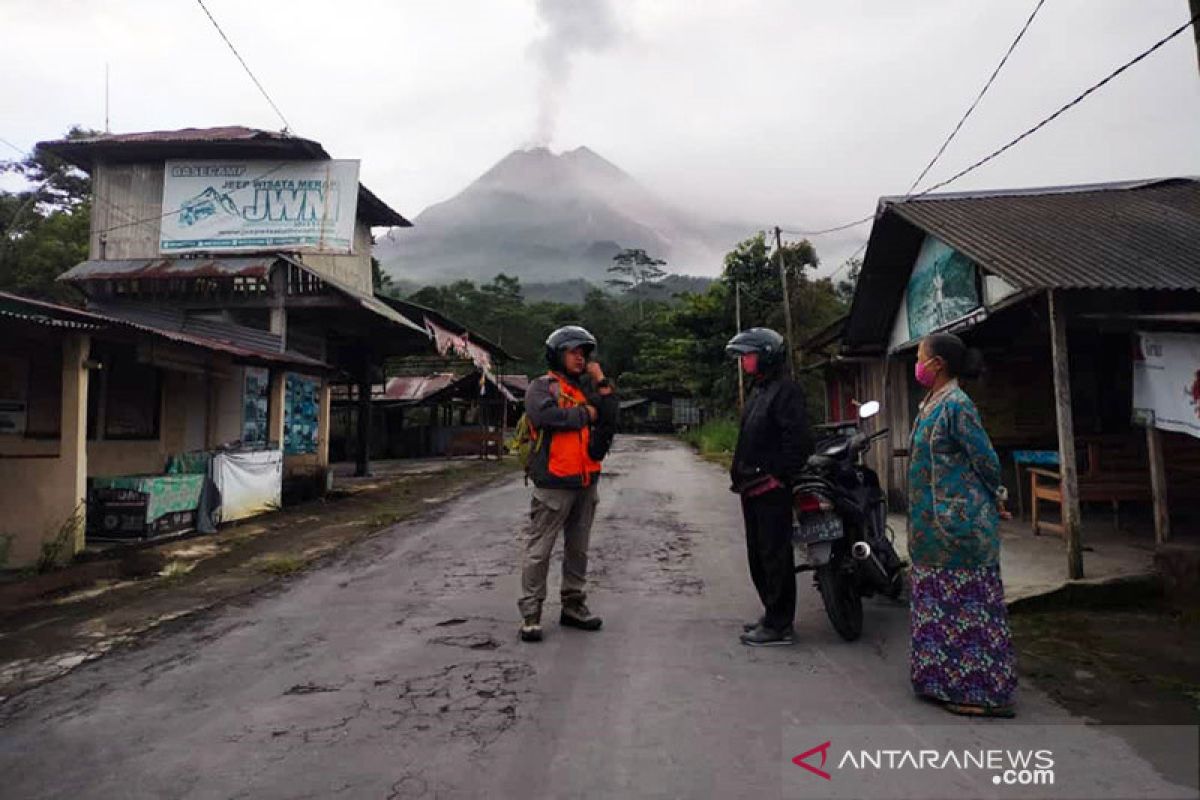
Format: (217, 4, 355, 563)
(374, 147, 745, 285)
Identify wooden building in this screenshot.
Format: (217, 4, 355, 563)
(804, 178, 1200, 578)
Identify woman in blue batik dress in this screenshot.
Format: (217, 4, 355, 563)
(908, 332, 1016, 717)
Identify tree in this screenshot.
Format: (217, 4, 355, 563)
(0, 126, 99, 302)
(835, 257, 861, 307)
(371, 256, 395, 295)
(607, 247, 667, 321)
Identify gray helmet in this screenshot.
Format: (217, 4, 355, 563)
(545, 325, 597, 369)
(726, 327, 786, 370)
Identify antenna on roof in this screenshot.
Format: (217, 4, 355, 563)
(104, 62, 110, 133)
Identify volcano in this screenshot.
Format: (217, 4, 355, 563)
(373, 146, 744, 285)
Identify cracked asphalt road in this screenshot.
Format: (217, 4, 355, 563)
(0, 437, 1193, 799)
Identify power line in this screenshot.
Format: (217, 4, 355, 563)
(194, 0, 292, 132)
(780, 9, 1198, 239)
(779, 215, 874, 238)
(0, 136, 25, 157)
(906, 0, 1047, 195)
(91, 159, 292, 237)
(914, 9, 1199, 198)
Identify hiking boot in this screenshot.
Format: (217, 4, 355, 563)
(739, 624, 794, 647)
(560, 604, 603, 631)
(519, 616, 543, 643)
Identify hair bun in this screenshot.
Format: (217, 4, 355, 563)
(961, 347, 985, 380)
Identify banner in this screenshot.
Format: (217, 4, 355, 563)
(906, 235, 980, 342)
(213, 449, 282, 523)
(160, 159, 360, 255)
(1133, 331, 1200, 439)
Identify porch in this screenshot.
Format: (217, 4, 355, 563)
(887, 512, 1165, 604)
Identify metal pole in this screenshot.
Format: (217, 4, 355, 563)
(774, 226, 797, 379)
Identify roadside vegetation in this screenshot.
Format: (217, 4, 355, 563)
(681, 418, 738, 468)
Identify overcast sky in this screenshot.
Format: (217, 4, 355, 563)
(3, 0, 1199, 274)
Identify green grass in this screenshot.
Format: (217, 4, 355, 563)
(681, 417, 738, 467)
(256, 554, 308, 576)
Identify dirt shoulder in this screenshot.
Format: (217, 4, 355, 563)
(0, 459, 519, 702)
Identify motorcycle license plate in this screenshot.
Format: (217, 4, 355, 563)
(794, 512, 843, 545)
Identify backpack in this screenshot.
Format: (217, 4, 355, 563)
(507, 374, 586, 479)
(507, 412, 543, 474)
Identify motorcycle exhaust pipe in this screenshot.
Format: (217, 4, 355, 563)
(851, 541, 891, 588)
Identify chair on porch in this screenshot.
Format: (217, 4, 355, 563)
(1029, 437, 1144, 536)
(1028, 435, 1174, 536)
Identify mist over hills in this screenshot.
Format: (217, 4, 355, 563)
(374, 146, 748, 287)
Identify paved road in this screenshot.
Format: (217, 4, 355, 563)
(0, 438, 1193, 799)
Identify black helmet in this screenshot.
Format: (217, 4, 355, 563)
(726, 327, 786, 369)
(545, 325, 597, 369)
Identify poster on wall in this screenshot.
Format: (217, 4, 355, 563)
(242, 367, 270, 445)
(284, 374, 320, 455)
(159, 159, 360, 255)
(1133, 331, 1200, 439)
(0, 353, 28, 435)
(906, 235, 980, 341)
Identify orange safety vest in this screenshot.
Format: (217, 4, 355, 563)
(530, 372, 603, 488)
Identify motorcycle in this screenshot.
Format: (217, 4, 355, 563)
(792, 400, 905, 641)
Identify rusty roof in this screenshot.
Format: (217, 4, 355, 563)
(38, 127, 412, 228)
(0, 291, 329, 371)
(845, 177, 1200, 349)
(384, 374, 461, 402)
(59, 256, 277, 282)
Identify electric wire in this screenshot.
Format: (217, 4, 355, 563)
(777, 9, 1198, 238)
(194, 0, 292, 132)
(905, 0, 1047, 195)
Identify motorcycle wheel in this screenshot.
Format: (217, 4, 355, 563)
(816, 562, 863, 641)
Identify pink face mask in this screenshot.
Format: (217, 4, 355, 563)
(741, 353, 759, 375)
(914, 358, 938, 388)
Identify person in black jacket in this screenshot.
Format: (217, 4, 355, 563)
(726, 328, 814, 646)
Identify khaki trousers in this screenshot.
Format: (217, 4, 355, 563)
(518, 484, 600, 619)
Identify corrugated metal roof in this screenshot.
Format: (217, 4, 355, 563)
(60, 256, 276, 282)
(0, 291, 328, 370)
(384, 374, 461, 402)
(844, 177, 1200, 349)
(38, 127, 411, 227)
(887, 178, 1200, 291)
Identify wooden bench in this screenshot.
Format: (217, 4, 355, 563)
(444, 429, 504, 459)
(1030, 433, 1200, 536)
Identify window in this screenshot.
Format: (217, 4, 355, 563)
(87, 344, 161, 441)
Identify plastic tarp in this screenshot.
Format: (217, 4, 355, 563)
(213, 449, 282, 522)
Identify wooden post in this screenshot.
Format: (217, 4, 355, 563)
(774, 226, 797, 379)
(735, 280, 745, 411)
(1191, 0, 1200, 74)
(1147, 424, 1171, 544)
(354, 359, 372, 477)
(1048, 290, 1084, 579)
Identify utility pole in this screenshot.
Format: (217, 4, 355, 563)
(735, 280, 745, 411)
(774, 226, 797, 378)
(1191, 0, 1200, 74)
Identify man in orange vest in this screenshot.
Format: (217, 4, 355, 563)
(519, 325, 618, 642)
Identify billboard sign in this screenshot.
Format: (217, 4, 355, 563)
(160, 159, 360, 255)
(1133, 331, 1200, 439)
(905, 235, 980, 342)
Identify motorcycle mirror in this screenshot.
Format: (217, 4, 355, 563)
(858, 400, 881, 420)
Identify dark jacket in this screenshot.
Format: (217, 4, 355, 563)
(730, 376, 813, 492)
(525, 372, 619, 487)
